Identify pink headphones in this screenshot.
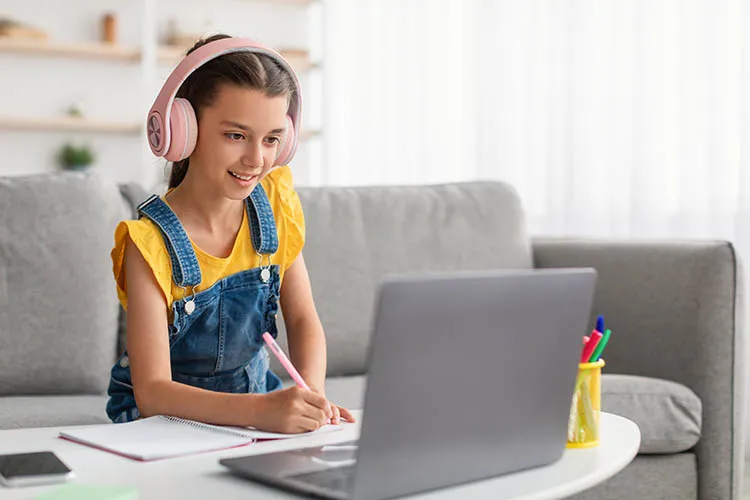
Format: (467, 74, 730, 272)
(146, 37, 302, 165)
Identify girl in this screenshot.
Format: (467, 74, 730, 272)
(106, 34, 354, 433)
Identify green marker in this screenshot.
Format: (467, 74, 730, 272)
(590, 328, 611, 362)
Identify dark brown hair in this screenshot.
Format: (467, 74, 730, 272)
(167, 34, 295, 188)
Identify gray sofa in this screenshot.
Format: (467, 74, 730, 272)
(0, 171, 743, 500)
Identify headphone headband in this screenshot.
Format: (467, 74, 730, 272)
(146, 37, 302, 166)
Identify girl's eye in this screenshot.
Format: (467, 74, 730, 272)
(226, 133, 245, 141)
(265, 136, 281, 145)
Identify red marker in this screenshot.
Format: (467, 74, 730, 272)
(581, 330, 603, 363)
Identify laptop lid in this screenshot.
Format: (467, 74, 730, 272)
(351, 268, 596, 500)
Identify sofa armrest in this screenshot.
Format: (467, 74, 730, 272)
(532, 239, 744, 500)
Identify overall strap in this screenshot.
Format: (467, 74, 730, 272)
(246, 183, 279, 256)
(138, 194, 202, 288)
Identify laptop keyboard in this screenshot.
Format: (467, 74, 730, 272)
(290, 464, 357, 496)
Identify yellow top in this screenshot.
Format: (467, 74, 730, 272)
(111, 166, 305, 311)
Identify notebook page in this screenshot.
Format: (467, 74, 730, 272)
(59, 417, 254, 461)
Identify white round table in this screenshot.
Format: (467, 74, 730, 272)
(407, 411, 641, 500)
(0, 412, 639, 500)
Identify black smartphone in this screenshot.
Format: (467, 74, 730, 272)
(0, 451, 74, 487)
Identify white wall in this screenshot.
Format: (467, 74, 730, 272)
(0, 0, 320, 190)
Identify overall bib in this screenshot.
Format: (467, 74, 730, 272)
(106, 185, 283, 423)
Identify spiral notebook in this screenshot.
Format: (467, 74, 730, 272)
(59, 416, 344, 461)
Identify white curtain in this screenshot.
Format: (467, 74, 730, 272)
(322, 0, 750, 452)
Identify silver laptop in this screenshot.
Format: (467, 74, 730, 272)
(220, 268, 597, 500)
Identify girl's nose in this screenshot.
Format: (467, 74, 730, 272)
(241, 141, 264, 168)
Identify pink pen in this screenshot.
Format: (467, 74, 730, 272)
(262, 332, 334, 424)
(262, 332, 311, 390)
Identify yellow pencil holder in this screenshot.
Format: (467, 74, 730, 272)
(566, 359, 605, 449)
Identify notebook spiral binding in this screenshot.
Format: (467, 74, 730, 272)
(159, 415, 257, 440)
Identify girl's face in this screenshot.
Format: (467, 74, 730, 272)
(190, 84, 289, 200)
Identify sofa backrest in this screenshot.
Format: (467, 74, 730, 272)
(0, 171, 129, 395)
(0, 173, 532, 392)
(272, 181, 533, 377)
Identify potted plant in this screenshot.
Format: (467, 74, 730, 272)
(57, 143, 95, 171)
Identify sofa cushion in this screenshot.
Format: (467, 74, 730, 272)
(0, 395, 110, 429)
(0, 172, 129, 395)
(284, 182, 532, 377)
(279, 375, 367, 412)
(324, 376, 367, 411)
(572, 453, 697, 500)
(602, 374, 702, 454)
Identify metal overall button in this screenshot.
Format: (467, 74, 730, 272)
(180, 285, 197, 315)
(258, 252, 271, 283)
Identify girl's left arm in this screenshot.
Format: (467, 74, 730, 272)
(280, 253, 327, 392)
(280, 253, 356, 423)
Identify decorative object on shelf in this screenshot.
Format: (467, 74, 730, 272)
(101, 12, 118, 44)
(57, 143, 96, 171)
(163, 18, 217, 52)
(0, 17, 48, 41)
(66, 104, 83, 118)
(164, 19, 193, 49)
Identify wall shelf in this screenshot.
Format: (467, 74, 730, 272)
(156, 46, 318, 71)
(0, 38, 141, 62)
(0, 116, 142, 134)
(0, 38, 318, 72)
(245, 0, 317, 4)
(0, 116, 321, 140)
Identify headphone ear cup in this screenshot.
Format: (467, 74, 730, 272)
(275, 115, 295, 166)
(165, 98, 198, 162)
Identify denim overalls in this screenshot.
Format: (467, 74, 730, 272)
(106, 185, 283, 423)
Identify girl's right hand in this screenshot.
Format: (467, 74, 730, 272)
(254, 386, 332, 434)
